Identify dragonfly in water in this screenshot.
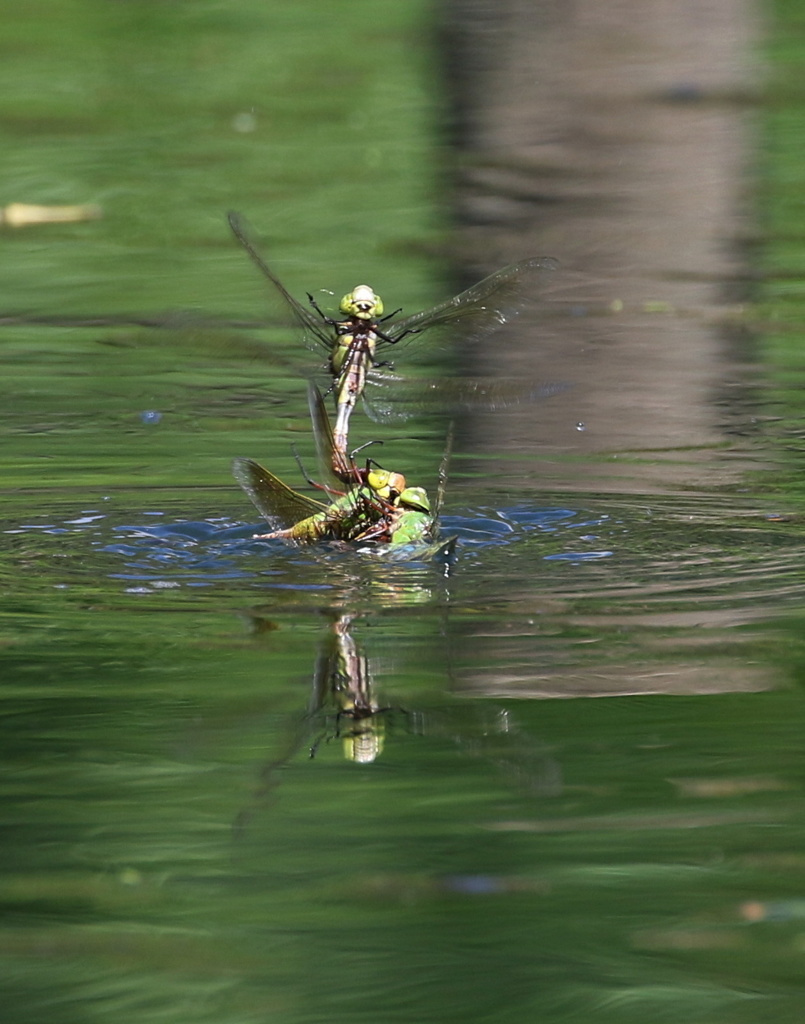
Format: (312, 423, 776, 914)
(227, 211, 558, 458)
(309, 612, 395, 763)
(232, 611, 401, 831)
(304, 379, 455, 552)
(232, 456, 434, 546)
(232, 383, 437, 547)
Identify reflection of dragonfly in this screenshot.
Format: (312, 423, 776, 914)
(309, 612, 398, 763)
(228, 211, 558, 456)
(233, 611, 407, 832)
(232, 612, 394, 832)
(233, 610, 562, 834)
(232, 384, 436, 546)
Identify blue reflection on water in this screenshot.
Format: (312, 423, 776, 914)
(6, 503, 614, 589)
(441, 874, 508, 896)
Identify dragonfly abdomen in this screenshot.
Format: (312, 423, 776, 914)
(331, 323, 378, 456)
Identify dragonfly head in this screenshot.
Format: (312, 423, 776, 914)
(398, 486, 430, 513)
(340, 284, 383, 320)
(367, 467, 406, 500)
(344, 722, 385, 763)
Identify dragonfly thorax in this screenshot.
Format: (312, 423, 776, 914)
(340, 284, 383, 320)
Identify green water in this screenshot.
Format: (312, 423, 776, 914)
(4, 2, 805, 1023)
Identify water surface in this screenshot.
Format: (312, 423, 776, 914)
(3, 2, 805, 1023)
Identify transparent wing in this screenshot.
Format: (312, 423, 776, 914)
(306, 381, 350, 490)
(361, 371, 571, 423)
(435, 422, 454, 519)
(228, 211, 335, 354)
(232, 457, 327, 529)
(381, 256, 559, 349)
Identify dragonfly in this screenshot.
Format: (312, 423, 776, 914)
(305, 379, 450, 551)
(232, 457, 388, 543)
(309, 612, 396, 763)
(232, 385, 437, 546)
(233, 458, 435, 546)
(227, 211, 558, 459)
(232, 612, 399, 831)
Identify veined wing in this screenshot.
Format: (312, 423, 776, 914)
(360, 371, 570, 423)
(228, 211, 334, 353)
(232, 457, 327, 530)
(435, 421, 453, 519)
(307, 381, 350, 489)
(229, 212, 556, 360)
(382, 256, 559, 348)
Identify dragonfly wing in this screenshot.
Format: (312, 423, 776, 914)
(306, 381, 353, 489)
(383, 256, 558, 348)
(435, 421, 453, 519)
(228, 212, 335, 353)
(361, 369, 571, 421)
(415, 376, 571, 411)
(232, 457, 327, 529)
(359, 369, 410, 424)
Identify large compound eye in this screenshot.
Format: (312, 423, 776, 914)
(340, 285, 383, 318)
(399, 486, 430, 513)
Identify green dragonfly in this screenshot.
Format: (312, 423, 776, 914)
(233, 612, 397, 832)
(307, 379, 455, 554)
(305, 379, 449, 551)
(232, 457, 383, 543)
(228, 211, 558, 458)
(233, 386, 436, 546)
(233, 457, 434, 546)
(310, 612, 392, 763)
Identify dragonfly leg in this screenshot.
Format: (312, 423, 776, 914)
(354, 516, 394, 544)
(352, 440, 383, 458)
(309, 728, 331, 759)
(375, 325, 421, 345)
(307, 292, 338, 325)
(373, 325, 397, 344)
